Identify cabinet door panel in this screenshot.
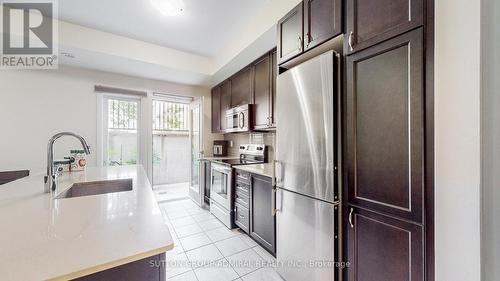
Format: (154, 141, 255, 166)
(347, 207, 423, 281)
(347, 0, 423, 53)
(231, 67, 253, 107)
(270, 50, 277, 127)
(250, 174, 275, 254)
(304, 0, 342, 51)
(346, 28, 424, 222)
(211, 86, 221, 133)
(277, 2, 303, 64)
(220, 80, 231, 131)
(253, 54, 272, 129)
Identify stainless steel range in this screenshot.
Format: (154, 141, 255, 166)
(210, 144, 267, 228)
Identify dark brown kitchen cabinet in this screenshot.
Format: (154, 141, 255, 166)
(304, 0, 342, 51)
(277, 2, 303, 64)
(211, 86, 221, 133)
(74, 253, 166, 281)
(346, 28, 424, 223)
(347, 207, 424, 281)
(270, 50, 277, 127)
(220, 80, 231, 131)
(253, 53, 272, 129)
(249, 174, 276, 255)
(231, 67, 253, 107)
(346, 0, 423, 54)
(210, 48, 277, 133)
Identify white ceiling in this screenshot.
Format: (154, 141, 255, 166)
(58, 0, 270, 57)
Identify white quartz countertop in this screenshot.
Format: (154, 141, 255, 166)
(234, 163, 274, 178)
(0, 165, 173, 281)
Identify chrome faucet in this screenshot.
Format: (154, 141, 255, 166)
(45, 132, 91, 193)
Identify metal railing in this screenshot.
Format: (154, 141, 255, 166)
(152, 101, 189, 132)
(107, 99, 189, 132)
(108, 99, 138, 130)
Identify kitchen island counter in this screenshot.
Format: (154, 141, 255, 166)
(0, 165, 173, 281)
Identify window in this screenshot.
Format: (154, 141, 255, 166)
(103, 97, 140, 166)
(152, 100, 189, 132)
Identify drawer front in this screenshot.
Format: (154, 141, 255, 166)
(235, 189, 249, 209)
(235, 203, 250, 233)
(235, 170, 250, 184)
(235, 182, 249, 195)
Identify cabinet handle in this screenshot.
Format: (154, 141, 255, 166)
(306, 32, 311, 48)
(298, 36, 303, 52)
(349, 208, 354, 228)
(348, 31, 354, 51)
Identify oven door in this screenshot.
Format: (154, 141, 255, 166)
(210, 163, 232, 210)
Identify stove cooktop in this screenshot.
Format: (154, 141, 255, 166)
(212, 158, 263, 166)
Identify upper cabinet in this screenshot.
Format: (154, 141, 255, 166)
(220, 80, 231, 131)
(304, 0, 342, 51)
(253, 53, 272, 130)
(210, 49, 276, 134)
(231, 67, 253, 107)
(346, 0, 423, 54)
(277, 3, 303, 65)
(270, 50, 277, 127)
(278, 0, 342, 65)
(211, 86, 221, 133)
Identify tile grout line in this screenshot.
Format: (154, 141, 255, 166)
(162, 200, 279, 281)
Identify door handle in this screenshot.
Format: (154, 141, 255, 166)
(349, 208, 354, 228)
(348, 31, 354, 51)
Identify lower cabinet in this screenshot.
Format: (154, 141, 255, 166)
(249, 174, 276, 255)
(73, 253, 165, 281)
(346, 206, 424, 281)
(234, 171, 276, 256)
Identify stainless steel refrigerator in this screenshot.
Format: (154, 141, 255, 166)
(275, 50, 341, 281)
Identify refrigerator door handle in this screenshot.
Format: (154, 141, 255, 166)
(349, 208, 354, 228)
(272, 159, 283, 188)
(272, 159, 277, 187)
(272, 186, 279, 216)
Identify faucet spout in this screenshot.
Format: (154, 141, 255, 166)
(45, 132, 91, 193)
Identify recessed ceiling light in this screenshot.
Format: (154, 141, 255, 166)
(151, 0, 184, 17)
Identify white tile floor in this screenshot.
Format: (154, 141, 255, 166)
(159, 199, 285, 281)
(154, 182, 190, 202)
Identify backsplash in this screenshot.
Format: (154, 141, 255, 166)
(223, 132, 276, 161)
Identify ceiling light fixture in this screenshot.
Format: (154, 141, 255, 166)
(151, 0, 184, 17)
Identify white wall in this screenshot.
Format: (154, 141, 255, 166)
(481, 0, 500, 280)
(0, 66, 214, 175)
(435, 0, 481, 280)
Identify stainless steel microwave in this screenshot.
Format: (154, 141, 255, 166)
(225, 104, 252, 133)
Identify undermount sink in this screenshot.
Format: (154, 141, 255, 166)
(56, 178, 133, 199)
